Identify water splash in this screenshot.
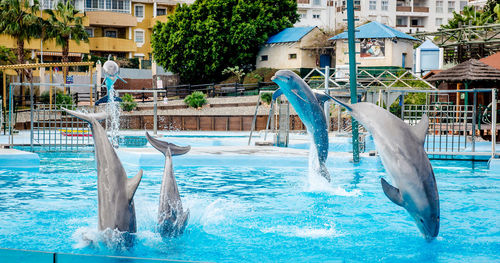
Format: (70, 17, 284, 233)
(306, 134, 361, 196)
(72, 226, 134, 251)
(105, 84, 121, 148)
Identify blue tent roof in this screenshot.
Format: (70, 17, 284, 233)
(266, 27, 316, 44)
(329, 21, 418, 41)
(418, 40, 440, 50)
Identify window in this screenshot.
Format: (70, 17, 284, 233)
(299, 11, 307, 20)
(85, 28, 94, 37)
(135, 5, 144, 17)
(459, 1, 467, 10)
(448, 1, 455, 13)
(436, 1, 443, 13)
(157, 8, 166, 16)
(134, 30, 144, 44)
(436, 18, 443, 26)
(289, 53, 297, 59)
(313, 13, 320, 19)
(381, 0, 388, 11)
(105, 30, 117, 38)
(396, 17, 407, 26)
(369, 0, 376, 10)
(313, 0, 321, 6)
(261, 55, 268, 61)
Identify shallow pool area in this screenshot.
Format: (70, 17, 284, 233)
(0, 147, 498, 262)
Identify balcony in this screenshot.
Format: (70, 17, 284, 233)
(413, 6, 429, 12)
(150, 15, 169, 28)
(89, 37, 137, 52)
(396, 6, 412, 12)
(86, 11, 137, 27)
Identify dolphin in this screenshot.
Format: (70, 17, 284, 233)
(271, 70, 330, 182)
(63, 108, 143, 233)
(327, 98, 440, 241)
(146, 132, 191, 237)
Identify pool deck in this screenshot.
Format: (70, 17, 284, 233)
(0, 148, 40, 170)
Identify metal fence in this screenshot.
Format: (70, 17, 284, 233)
(32, 104, 94, 152)
(397, 89, 497, 159)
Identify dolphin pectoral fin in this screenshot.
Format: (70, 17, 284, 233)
(272, 89, 283, 101)
(381, 178, 404, 207)
(146, 132, 191, 156)
(62, 108, 108, 123)
(412, 114, 429, 145)
(127, 169, 143, 203)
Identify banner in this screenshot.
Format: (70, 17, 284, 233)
(360, 38, 385, 58)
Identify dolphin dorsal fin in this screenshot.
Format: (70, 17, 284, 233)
(272, 88, 283, 101)
(412, 114, 429, 145)
(381, 178, 404, 207)
(127, 169, 143, 203)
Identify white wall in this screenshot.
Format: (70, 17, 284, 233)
(335, 38, 415, 68)
(256, 28, 325, 69)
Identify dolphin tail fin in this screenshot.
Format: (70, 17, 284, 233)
(381, 178, 404, 207)
(319, 162, 331, 182)
(62, 107, 107, 123)
(127, 169, 143, 203)
(322, 93, 353, 112)
(145, 132, 191, 156)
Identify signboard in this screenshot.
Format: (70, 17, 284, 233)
(156, 79, 163, 89)
(360, 38, 385, 58)
(66, 75, 74, 84)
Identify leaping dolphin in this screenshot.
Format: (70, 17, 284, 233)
(327, 98, 440, 241)
(271, 70, 330, 182)
(146, 132, 191, 237)
(63, 108, 143, 233)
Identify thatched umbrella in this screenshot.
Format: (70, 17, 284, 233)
(428, 59, 500, 106)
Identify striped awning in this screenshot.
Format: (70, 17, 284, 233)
(35, 52, 82, 57)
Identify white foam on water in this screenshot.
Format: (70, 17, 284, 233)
(261, 224, 343, 239)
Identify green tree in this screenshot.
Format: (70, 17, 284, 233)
(45, 0, 88, 82)
(0, 46, 17, 65)
(152, 0, 298, 84)
(0, 0, 42, 66)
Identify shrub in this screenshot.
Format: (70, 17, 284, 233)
(40, 91, 74, 106)
(260, 92, 272, 104)
(184, 91, 207, 108)
(120, 93, 137, 112)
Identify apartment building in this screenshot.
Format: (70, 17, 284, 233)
(295, 0, 474, 33)
(0, 0, 192, 62)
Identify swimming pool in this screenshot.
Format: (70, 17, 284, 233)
(0, 150, 498, 262)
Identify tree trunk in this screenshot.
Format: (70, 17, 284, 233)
(62, 39, 69, 85)
(16, 37, 25, 105)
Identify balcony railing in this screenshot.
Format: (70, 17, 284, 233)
(150, 15, 168, 28)
(396, 6, 412, 12)
(89, 37, 137, 52)
(413, 6, 429, 12)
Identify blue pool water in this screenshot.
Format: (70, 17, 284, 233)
(0, 152, 498, 262)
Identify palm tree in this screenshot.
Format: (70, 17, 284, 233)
(45, 1, 88, 64)
(0, 0, 42, 66)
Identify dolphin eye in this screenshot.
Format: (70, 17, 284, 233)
(420, 219, 424, 223)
